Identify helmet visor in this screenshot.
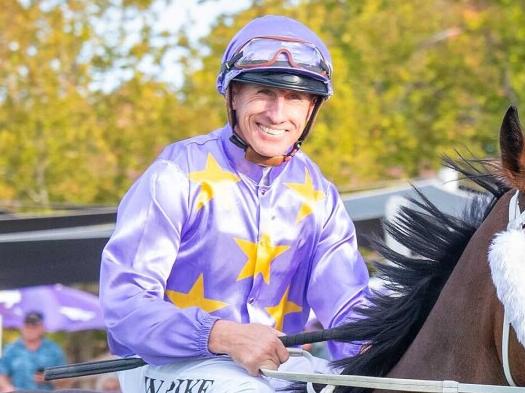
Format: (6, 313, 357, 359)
(229, 37, 331, 79)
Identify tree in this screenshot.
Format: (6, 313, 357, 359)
(3, 0, 525, 208)
(181, 0, 525, 188)
(0, 0, 181, 208)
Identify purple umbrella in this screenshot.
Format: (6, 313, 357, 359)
(0, 284, 105, 332)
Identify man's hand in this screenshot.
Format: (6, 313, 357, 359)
(208, 320, 289, 376)
(0, 375, 15, 392)
(34, 370, 45, 384)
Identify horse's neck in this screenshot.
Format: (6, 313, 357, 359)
(386, 192, 513, 385)
(388, 264, 503, 383)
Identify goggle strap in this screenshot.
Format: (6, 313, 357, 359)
(222, 52, 244, 73)
(320, 59, 331, 76)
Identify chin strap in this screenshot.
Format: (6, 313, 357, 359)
(227, 89, 324, 166)
(228, 133, 289, 166)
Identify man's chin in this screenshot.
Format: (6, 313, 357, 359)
(245, 148, 287, 166)
(251, 143, 290, 158)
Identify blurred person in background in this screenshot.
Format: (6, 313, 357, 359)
(100, 15, 370, 393)
(0, 311, 67, 392)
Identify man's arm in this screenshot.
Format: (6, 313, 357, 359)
(307, 185, 370, 359)
(208, 320, 289, 376)
(100, 160, 220, 364)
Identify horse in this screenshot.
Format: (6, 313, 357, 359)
(304, 105, 525, 393)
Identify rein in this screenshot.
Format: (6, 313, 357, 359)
(262, 368, 525, 393)
(47, 355, 525, 393)
(261, 349, 525, 393)
(47, 347, 525, 393)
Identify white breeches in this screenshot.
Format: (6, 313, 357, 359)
(118, 353, 331, 393)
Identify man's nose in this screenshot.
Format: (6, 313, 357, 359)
(266, 97, 287, 123)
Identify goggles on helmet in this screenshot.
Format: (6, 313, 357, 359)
(223, 37, 332, 80)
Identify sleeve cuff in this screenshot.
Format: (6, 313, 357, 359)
(197, 314, 221, 357)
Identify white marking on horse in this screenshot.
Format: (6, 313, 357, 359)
(489, 191, 525, 347)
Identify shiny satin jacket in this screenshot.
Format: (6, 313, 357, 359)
(100, 126, 369, 365)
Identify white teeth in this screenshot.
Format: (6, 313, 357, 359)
(259, 125, 286, 136)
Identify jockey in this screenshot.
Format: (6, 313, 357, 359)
(100, 15, 370, 393)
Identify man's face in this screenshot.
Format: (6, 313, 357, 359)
(21, 322, 44, 341)
(231, 83, 316, 158)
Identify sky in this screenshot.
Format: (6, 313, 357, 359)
(154, 0, 251, 87)
(157, 0, 250, 41)
(89, 0, 250, 91)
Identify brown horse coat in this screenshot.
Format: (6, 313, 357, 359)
(325, 106, 525, 393)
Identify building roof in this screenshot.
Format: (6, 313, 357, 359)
(342, 169, 474, 222)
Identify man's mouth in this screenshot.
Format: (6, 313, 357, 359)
(258, 124, 287, 136)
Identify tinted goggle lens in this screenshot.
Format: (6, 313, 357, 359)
(230, 38, 331, 78)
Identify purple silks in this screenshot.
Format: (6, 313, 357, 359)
(0, 284, 105, 332)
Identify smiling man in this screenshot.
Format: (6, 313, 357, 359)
(100, 15, 370, 393)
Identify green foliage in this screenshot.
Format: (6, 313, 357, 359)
(179, 0, 525, 189)
(2, 0, 525, 208)
(0, 0, 181, 207)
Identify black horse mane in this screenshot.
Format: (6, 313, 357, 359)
(325, 157, 510, 393)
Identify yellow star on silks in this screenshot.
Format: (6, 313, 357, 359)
(166, 274, 228, 313)
(285, 169, 325, 223)
(188, 153, 240, 210)
(236, 233, 290, 284)
(265, 287, 302, 331)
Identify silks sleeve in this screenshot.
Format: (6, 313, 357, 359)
(306, 185, 371, 359)
(100, 159, 219, 364)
